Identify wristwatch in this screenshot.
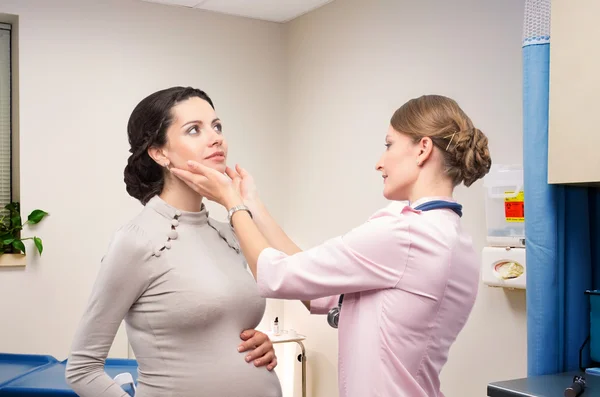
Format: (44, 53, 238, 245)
(227, 204, 253, 227)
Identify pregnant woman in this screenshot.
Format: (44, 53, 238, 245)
(65, 86, 282, 397)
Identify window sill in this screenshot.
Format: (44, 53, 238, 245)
(0, 253, 26, 267)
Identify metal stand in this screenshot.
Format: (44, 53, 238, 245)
(296, 341, 307, 397)
(267, 332, 307, 397)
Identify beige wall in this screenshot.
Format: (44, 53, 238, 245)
(282, 0, 527, 396)
(0, 0, 286, 358)
(0, 0, 527, 396)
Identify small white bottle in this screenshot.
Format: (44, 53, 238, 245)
(273, 317, 280, 336)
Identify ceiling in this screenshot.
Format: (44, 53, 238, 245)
(140, 0, 335, 23)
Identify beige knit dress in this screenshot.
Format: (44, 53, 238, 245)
(66, 195, 282, 397)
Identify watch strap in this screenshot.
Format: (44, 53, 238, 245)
(227, 204, 253, 227)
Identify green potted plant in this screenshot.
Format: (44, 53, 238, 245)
(0, 201, 48, 267)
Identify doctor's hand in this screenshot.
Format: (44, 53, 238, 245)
(170, 161, 243, 209)
(239, 329, 278, 371)
(227, 164, 260, 207)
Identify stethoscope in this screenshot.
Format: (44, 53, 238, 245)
(326, 200, 463, 329)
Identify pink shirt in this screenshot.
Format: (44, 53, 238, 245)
(256, 197, 479, 397)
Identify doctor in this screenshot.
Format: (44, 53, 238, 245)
(171, 94, 492, 397)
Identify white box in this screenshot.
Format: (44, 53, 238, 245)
(483, 164, 525, 248)
(481, 246, 526, 289)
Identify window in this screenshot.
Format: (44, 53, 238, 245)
(0, 23, 11, 209)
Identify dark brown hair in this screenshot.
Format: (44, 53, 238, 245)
(124, 87, 214, 204)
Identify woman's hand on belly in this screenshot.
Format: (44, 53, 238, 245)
(238, 329, 277, 371)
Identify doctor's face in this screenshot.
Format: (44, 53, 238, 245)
(375, 126, 420, 201)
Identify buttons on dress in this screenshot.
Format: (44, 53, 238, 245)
(153, 234, 173, 256)
(154, 242, 167, 256)
(153, 212, 180, 256)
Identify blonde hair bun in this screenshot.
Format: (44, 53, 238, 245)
(390, 95, 492, 187)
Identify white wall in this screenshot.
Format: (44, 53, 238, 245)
(0, 0, 286, 358)
(281, 0, 527, 396)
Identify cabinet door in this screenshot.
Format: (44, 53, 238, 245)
(548, 0, 600, 184)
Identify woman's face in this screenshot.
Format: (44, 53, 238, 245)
(157, 97, 228, 173)
(375, 126, 420, 201)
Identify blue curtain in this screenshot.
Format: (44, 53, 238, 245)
(523, 0, 600, 376)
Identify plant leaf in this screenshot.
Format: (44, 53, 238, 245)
(27, 210, 48, 225)
(33, 237, 43, 255)
(11, 240, 25, 254)
(0, 232, 12, 240)
(2, 238, 14, 245)
(10, 213, 21, 229)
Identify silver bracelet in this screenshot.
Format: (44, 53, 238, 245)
(227, 204, 253, 227)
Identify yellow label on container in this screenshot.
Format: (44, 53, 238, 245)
(504, 191, 524, 223)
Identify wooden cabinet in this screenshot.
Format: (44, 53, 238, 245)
(548, 0, 600, 184)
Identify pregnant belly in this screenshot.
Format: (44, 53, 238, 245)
(134, 337, 282, 397)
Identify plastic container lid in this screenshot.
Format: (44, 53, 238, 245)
(483, 164, 523, 188)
